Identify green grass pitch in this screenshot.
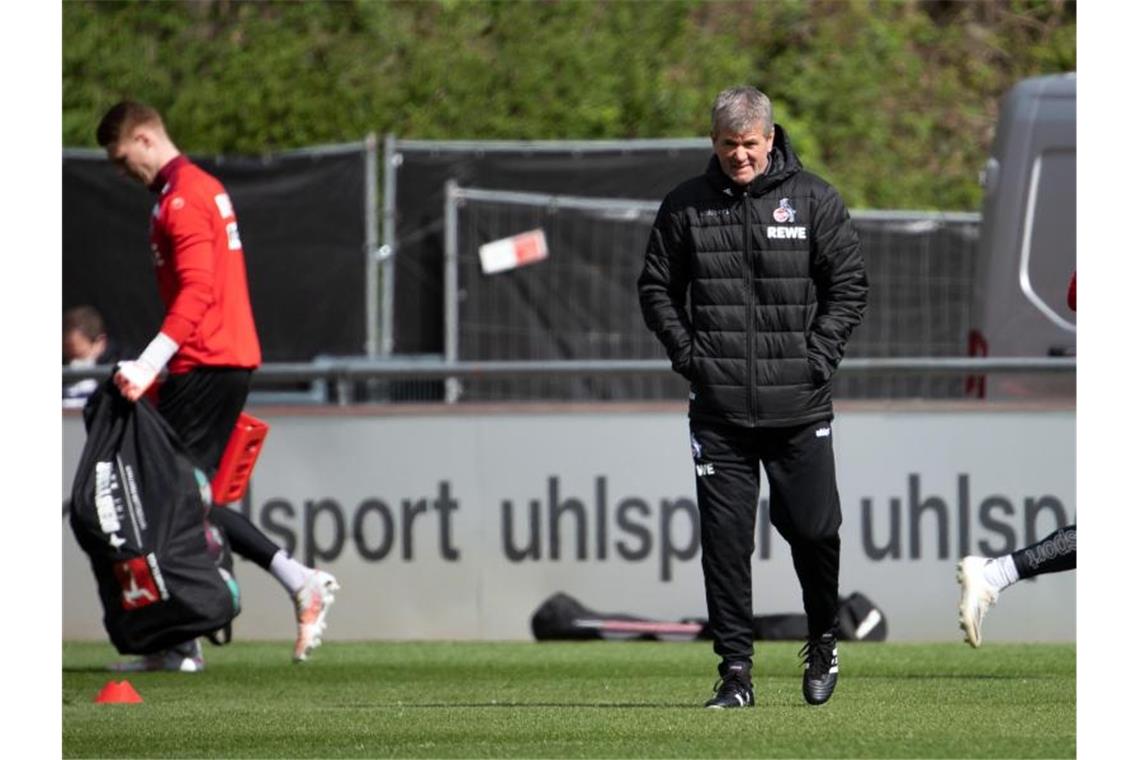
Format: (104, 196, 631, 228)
(63, 640, 1074, 758)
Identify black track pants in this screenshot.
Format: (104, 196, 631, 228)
(1012, 524, 1076, 579)
(690, 419, 843, 664)
(158, 368, 280, 569)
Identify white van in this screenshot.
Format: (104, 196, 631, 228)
(968, 73, 1075, 398)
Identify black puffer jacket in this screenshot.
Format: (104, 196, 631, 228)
(638, 125, 868, 428)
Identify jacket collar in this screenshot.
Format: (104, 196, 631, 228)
(149, 154, 191, 194)
(704, 124, 802, 196)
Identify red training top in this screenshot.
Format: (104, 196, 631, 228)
(1067, 272, 1076, 312)
(149, 156, 261, 374)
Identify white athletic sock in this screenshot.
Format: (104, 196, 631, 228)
(983, 555, 1020, 591)
(269, 550, 311, 596)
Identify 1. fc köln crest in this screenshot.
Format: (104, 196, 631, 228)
(773, 198, 797, 223)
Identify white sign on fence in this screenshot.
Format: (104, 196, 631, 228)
(62, 405, 1075, 643)
(478, 228, 548, 274)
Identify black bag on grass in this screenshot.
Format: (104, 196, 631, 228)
(531, 591, 888, 642)
(836, 591, 888, 642)
(750, 593, 888, 641)
(68, 379, 240, 655)
(531, 592, 706, 641)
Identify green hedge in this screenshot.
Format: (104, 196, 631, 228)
(63, 0, 1075, 210)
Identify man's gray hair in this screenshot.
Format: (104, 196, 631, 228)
(710, 86, 774, 137)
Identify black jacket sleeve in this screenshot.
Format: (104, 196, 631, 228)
(807, 185, 869, 383)
(637, 196, 695, 380)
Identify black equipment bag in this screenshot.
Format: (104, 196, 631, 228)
(835, 591, 888, 642)
(750, 593, 888, 641)
(69, 379, 241, 655)
(531, 591, 888, 642)
(530, 592, 706, 641)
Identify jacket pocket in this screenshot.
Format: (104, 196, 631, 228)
(681, 334, 699, 382)
(796, 328, 819, 386)
(806, 350, 832, 386)
(672, 336, 697, 382)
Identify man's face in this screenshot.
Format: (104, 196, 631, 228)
(712, 124, 775, 186)
(63, 329, 104, 364)
(106, 130, 157, 185)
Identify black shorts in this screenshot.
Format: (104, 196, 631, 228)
(157, 367, 253, 474)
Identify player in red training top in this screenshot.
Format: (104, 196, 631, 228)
(96, 101, 338, 671)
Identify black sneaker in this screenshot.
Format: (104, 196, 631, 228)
(800, 631, 839, 705)
(704, 661, 755, 709)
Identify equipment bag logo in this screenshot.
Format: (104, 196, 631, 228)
(113, 555, 166, 610)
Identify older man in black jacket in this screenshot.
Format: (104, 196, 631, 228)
(638, 86, 868, 709)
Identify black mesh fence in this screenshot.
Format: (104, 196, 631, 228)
(391, 142, 711, 356)
(450, 195, 979, 402)
(838, 216, 979, 399)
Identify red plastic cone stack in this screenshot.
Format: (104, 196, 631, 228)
(94, 680, 143, 704)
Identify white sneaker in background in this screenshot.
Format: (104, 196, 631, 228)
(957, 556, 1001, 648)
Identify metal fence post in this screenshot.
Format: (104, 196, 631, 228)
(444, 179, 461, 403)
(380, 133, 399, 357)
(364, 133, 379, 357)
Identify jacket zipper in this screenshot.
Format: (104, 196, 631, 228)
(743, 188, 755, 425)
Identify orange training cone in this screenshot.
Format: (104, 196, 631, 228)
(95, 680, 143, 704)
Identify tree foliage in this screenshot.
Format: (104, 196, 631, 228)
(63, 0, 1075, 210)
